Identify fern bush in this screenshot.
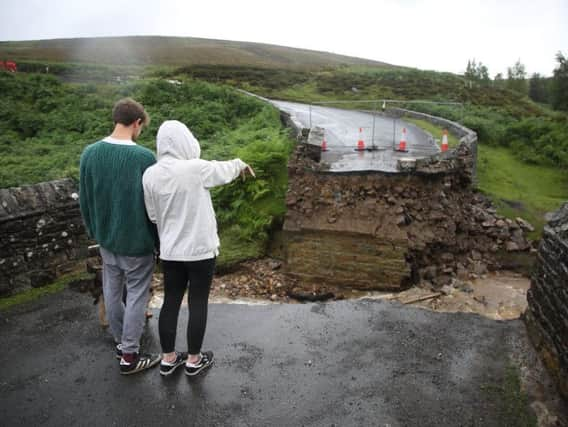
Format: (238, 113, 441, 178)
(0, 72, 294, 266)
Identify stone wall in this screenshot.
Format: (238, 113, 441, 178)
(525, 203, 568, 402)
(0, 179, 89, 296)
(283, 128, 531, 291)
(388, 108, 475, 140)
(387, 108, 478, 186)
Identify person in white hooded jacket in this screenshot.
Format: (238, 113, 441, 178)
(142, 120, 255, 376)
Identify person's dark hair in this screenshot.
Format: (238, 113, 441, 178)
(112, 98, 149, 126)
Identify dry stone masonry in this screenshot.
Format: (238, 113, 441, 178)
(525, 202, 568, 402)
(389, 107, 478, 185)
(0, 179, 89, 296)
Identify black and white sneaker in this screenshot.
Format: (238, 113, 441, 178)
(115, 344, 123, 360)
(120, 353, 161, 375)
(185, 351, 214, 376)
(160, 352, 188, 376)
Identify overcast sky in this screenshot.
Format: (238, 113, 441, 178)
(1, 0, 566, 77)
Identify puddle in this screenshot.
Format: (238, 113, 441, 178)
(149, 293, 277, 308)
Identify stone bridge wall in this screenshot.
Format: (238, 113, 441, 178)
(391, 108, 477, 186)
(524, 203, 568, 402)
(0, 179, 89, 296)
(374, 107, 478, 185)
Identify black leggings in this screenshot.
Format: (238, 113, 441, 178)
(159, 258, 215, 355)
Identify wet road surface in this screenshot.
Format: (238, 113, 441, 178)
(0, 288, 532, 426)
(272, 100, 440, 173)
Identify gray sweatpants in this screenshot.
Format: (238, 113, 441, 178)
(100, 247, 155, 354)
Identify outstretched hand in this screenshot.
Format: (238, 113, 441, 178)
(240, 164, 256, 180)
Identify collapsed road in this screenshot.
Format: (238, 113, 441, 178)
(271, 100, 440, 173)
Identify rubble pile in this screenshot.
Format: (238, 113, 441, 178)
(210, 259, 290, 301)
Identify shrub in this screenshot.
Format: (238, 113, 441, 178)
(0, 72, 295, 266)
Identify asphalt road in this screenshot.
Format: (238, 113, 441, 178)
(0, 288, 533, 426)
(271, 100, 440, 173)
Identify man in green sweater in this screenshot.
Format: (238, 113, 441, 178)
(79, 98, 161, 375)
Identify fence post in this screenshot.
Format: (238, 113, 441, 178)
(371, 101, 376, 149)
(392, 115, 396, 150)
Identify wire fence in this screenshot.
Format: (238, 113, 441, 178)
(305, 99, 463, 152)
(308, 99, 464, 131)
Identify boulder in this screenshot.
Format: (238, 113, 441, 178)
(515, 217, 535, 232)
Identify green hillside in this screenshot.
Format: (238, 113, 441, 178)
(0, 36, 396, 70)
(1, 35, 566, 242)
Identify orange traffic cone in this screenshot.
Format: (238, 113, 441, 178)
(321, 135, 328, 152)
(356, 127, 365, 151)
(397, 128, 408, 152)
(441, 129, 449, 152)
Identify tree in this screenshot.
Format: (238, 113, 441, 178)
(493, 73, 505, 88)
(528, 73, 549, 104)
(465, 59, 476, 80)
(464, 59, 490, 85)
(551, 51, 568, 111)
(507, 59, 528, 94)
(477, 64, 490, 84)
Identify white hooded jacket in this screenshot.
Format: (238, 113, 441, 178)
(142, 120, 248, 261)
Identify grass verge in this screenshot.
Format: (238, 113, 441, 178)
(481, 364, 537, 427)
(404, 118, 460, 148)
(477, 145, 568, 239)
(0, 272, 91, 312)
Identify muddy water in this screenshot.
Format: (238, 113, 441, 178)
(468, 272, 530, 319)
(149, 271, 530, 321)
(404, 272, 530, 321)
(149, 293, 276, 308)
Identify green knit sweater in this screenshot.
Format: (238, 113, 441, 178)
(79, 140, 157, 256)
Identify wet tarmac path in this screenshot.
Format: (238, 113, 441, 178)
(0, 288, 532, 426)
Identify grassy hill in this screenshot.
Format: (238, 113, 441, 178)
(0, 36, 397, 70)
(1, 35, 566, 241)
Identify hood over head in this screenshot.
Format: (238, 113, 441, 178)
(156, 120, 201, 160)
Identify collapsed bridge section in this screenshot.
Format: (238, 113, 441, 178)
(279, 106, 532, 291)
